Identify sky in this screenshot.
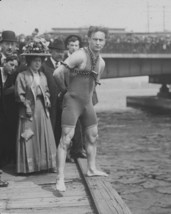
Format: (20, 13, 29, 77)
(0, 0, 171, 35)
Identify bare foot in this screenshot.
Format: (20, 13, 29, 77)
(56, 178, 66, 192)
(87, 169, 108, 177)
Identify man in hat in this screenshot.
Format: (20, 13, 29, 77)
(54, 26, 109, 192)
(0, 30, 17, 65)
(0, 55, 18, 187)
(42, 38, 65, 149)
(0, 30, 18, 187)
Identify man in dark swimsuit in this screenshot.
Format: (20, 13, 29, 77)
(64, 35, 87, 161)
(53, 26, 109, 191)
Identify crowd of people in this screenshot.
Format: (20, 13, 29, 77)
(0, 26, 108, 191)
(3, 29, 171, 56)
(103, 33, 171, 54)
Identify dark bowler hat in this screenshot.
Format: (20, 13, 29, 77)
(48, 38, 65, 50)
(65, 35, 82, 48)
(0, 30, 17, 43)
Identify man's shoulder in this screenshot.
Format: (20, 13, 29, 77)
(63, 51, 69, 61)
(72, 48, 85, 58)
(65, 49, 85, 67)
(17, 69, 30, 78)
(43, 58, 54, 69)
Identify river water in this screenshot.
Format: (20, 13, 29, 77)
(95, 79, 171, 214)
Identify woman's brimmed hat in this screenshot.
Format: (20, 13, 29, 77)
(21, 39, 51, 57)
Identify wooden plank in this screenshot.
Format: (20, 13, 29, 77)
(0, 162, 95, 214)
(77, 159, 132, 214)
(0, 206, 93, 214)
(127, 96, 171, 111)
(2, 162, 79, 184)
(13, 163, 79, 185)
(0, 200, 6, 209)
(7, 196, 90, 209)
(0, 181, 86, 199)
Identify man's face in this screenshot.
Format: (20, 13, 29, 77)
(51, 49, 64, 62)
(67, 40, 80, 54)
(88, 31, 106, 53)
(1, 41, 17, 57)
(4, 59, 18, 75)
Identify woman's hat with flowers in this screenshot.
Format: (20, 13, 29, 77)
(21, 38, 51, 57)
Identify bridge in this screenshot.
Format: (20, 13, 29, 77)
(101, 53, 171, 84)
(101, 53, 171, 111)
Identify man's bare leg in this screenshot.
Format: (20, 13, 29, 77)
(56, 127, 75, 192)
(85, 126, 108, 177)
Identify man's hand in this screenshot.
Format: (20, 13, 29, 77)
(45, 96, 51, 108)
(26, 107, 32, 117)
(25, 101, 32, 117)
(58, 91, 66, 100)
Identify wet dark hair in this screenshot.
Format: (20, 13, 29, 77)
(25, 56, 45, 66)
(68, 36, 80, 44)
(5, 54, 18, 63)
(87, 26, 109, 39)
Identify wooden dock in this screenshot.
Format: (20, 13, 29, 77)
(127, 95, 171, 112)
(0, 160, 132, 214)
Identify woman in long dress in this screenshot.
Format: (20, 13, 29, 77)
(15, 40, 57, 174)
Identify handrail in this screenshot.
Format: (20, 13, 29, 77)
(101, 53, 171, 59)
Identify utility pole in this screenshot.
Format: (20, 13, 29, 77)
(147, 2, 150, 33)
(163, 6, 165, 32)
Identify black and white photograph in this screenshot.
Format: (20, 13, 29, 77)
(0, 0, 171, 213)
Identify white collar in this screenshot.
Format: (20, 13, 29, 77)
(1, 53, 6, 65)
(67, 51, 72, 57)
(0, 67, 7, 85)
(50, 57, 57, 68)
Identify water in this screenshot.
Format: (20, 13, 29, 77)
(95, 79, 171, 214)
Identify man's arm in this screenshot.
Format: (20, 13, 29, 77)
(92, 58, 105, 106)
(53, 50, 84, 92)
(96, 58, 105, 84)
(53, 65, 68, 93)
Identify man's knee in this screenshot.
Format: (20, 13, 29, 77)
(59, 127, 75, 150)
(85, 127, 98, 144)
(59, 136, 70, 150)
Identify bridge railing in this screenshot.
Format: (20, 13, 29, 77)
(101, 53, 171, 80)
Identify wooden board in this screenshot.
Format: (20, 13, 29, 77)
(77, 159, 132, 214)
(0, 162, 95, 214)
(0, 206, 93, 214)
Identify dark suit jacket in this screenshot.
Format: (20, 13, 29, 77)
(42, 58, 62, 145)
(63, 51, 69, 61)
(0, 69, 18, 122)
(0, 68, 18, 165)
